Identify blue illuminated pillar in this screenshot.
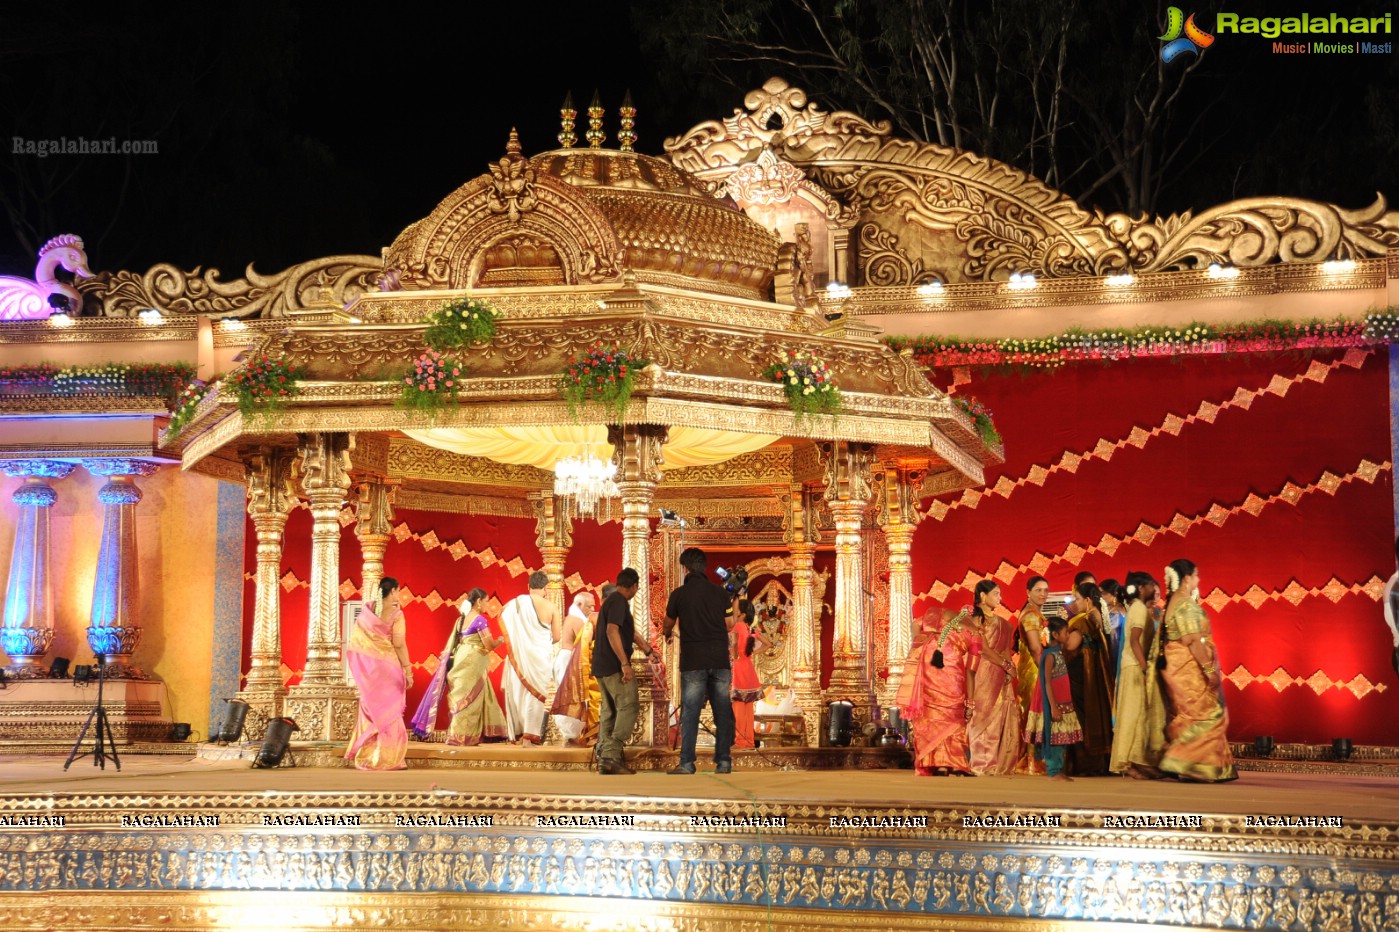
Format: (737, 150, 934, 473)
(82, 459, 162, 679)
(1, 460, 76, 676)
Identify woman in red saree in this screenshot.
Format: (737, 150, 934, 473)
(898, 608, 981, 775)
(967, 581, 1023, 775)
(344, 577, 413, 771)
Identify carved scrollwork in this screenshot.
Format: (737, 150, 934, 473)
(76, 255, 382, 319)
(486, 140, 539, 223)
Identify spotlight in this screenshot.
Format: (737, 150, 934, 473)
(1321, 259, 1356, 274)
(170, 723, 192, 742)
(824, 282, 852, 300)
(252, 717, 300, 768)
(218, 698, 250, 744)
(823, 310, 844, 322)
(1332, 738, 1353, 761)
(1207, 263, 1240, 279)
(48, 311, 75, 328)
(657, 508, 686, 528)
(826, 700, 854, 747)
(218, 318, 248, 333)
(916, 281, 944, 297)
(0, 670, 7, 690)
(1252, 735, 1274, 757)
(50, 657, 70, 678)
(138, 308, 165, 326)
(73, 664, 94, 685)
(1105, 274, 1136, 287)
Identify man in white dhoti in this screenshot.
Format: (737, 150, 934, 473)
(499, 571, 559, 745)
(550, 591, 596, 746)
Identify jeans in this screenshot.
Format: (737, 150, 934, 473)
(596, 672, 638, 764)
(679, 668, 735, 767)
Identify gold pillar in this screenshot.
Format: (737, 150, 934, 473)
(1, 461, 76, 676)
(285, 432, 358, 742)
(875, 463, 925, 709)
(354, 474, 400, 612)
(237, 448, 298, 736)
(83, 459, 163, 680)
(781, 483, 822, 746)
(530, 492, 573, 624)
(820, 441, 875, 726)
(608, 424, 667, 746)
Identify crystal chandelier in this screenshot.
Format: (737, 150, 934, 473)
(553, 453, 619, 519)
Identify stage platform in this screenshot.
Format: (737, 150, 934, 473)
(0, 751, 1397, 930)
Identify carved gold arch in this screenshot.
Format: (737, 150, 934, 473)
(383, 171, 624, 291)
(667, 78, 1399, 284)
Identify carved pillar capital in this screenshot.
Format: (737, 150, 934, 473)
(354, 473, 401, 608)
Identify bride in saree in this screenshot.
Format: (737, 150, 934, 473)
(345, 577, 413, 771)
(444, 588, 508, 746)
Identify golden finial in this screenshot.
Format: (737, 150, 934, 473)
(558, 92, 577, 149)
(618, 89, 637, 152)
(586, 90, 606, 149)
(505, 127, 523, 161)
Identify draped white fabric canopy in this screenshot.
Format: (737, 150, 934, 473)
(403, 424, 780, 471)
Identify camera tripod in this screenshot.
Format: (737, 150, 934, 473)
(64, 660, 121, 771)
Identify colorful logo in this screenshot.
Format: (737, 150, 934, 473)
(1160, 7, 1215, 61)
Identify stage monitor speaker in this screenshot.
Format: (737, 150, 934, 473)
(73, 664, 94, 685)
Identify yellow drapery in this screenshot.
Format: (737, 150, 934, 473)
(403, 425, 779, 471)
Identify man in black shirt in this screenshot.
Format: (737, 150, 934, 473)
(591, 568, 656, 775)
(662, 547, 737, 774)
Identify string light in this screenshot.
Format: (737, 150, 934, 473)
(1321, 259, 1356, 274)
(916, 281, 944, 297)
(1105, 274, 1136, 287)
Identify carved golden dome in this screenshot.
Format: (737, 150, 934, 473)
(383, 145, 780, 300)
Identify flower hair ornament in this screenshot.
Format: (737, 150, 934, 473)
(931, 609, 970, 668)
(1164, 566, 1181, 593)
(1125, 584, 1137, 597)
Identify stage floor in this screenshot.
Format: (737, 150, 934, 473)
(6, 752, 1399, 821)
(1, 751, 1396, 930)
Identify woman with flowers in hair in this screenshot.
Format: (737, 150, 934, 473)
(897, 605, 981, 776)
(967, 581, 1023, 775)
(1110, 572, 1167, 777)
(1159, 559, 1237, 782)
(345, 577, 413, 771)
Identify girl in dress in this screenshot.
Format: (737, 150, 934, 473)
(1024, 617, 1082, 781)
(730, 600, 772, 750)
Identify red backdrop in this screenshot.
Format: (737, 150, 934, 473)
(243, 348, 1395, 743)
(917, 348, 1395, 744)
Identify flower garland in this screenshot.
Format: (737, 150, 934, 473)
(164, 380, 211, 437)
(952, 396, 1000, 447)
(763, 349, 841, 421)
(399, 349, 466, 417)
(224, 355, 303, 418)
(423, 297, 498, 351)
(0, 362, 194, 405)
(886, 312, 1399, 370)
(560, 344, 647, 421)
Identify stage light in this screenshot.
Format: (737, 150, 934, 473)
(218, 698, 250, 744)
(138, 308, 165, 326)
(1332, 738, 1353, 761)
(657, 508, 686, 528)
(1207, 263, 1239, 279)
(825, 282, 853, 300)
(916, 281, 944, 297)
(49, 657, 70, 678)
(170, 723, 192, 742)
(1007, 272, 1037, 290)
(1252, 735, 1274, 757)
(48, 311, 74, 328)
(218, 318, 248, 333)
(252, 717, 300, 768)
(826, 700, 854, 747)
(0, 670, 7, 690)
(73, 664, 94, 685)
(1105, 274, 1136, 287)
(1321, 259, 1356, 274)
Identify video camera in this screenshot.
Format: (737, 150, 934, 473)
(715, 565, 749, 596)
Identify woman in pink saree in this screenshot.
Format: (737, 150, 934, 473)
(897, 607, 981, 775)
(967, 581, 1023, 775)
(345, 577, 413, 771)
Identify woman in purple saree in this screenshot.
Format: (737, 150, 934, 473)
(345, 577, 413, 771)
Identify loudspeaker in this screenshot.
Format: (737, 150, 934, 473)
(73, 664, 94, 685)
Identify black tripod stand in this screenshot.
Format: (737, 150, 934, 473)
(64, 660, 120, 771)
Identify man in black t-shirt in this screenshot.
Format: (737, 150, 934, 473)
(591, 568, 656, 775)
(662, 547, 737, 774)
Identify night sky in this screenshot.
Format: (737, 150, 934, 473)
(2, 2, 1396, 279)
